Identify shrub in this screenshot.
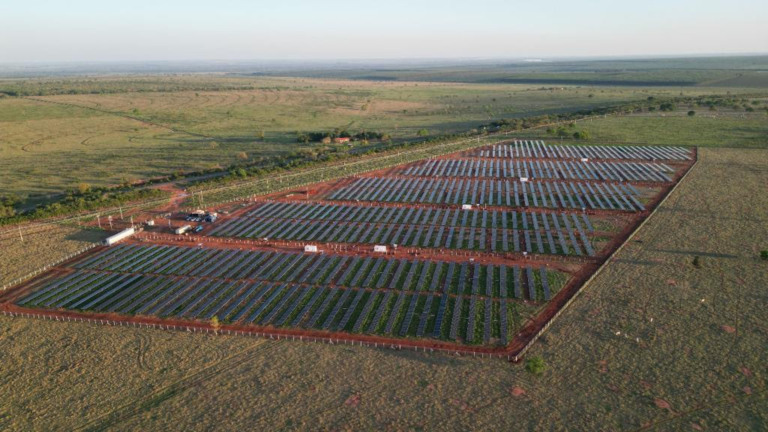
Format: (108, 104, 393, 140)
(573, 130, 590, 140)
(688, 110, 696, 116)
(760, 250, 768, 261)
(659, 103, 676, 112)
(692, 256, 701, 268)
(525, 356, 546, 376)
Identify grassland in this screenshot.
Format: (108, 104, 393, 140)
(0, 146, 764, 430)
(0, 225, 107, 286)
(528, 108, 768, 148)
(0, 74, 758, 201)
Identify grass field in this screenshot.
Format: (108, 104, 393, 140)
(543, 109, 768, 148)
(0, 226, 107, 286)
(0, 75, 760, 200)
(0, 146, 764, 430)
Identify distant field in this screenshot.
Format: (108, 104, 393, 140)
(0, 147, 764, 430)
(270, 56, 768, 87)
(0, 75, 756, 200)
(527, 108, 768, 148)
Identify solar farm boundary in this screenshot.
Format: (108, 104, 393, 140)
(0, 309, 515, 361)
(510, 148, 700, 362)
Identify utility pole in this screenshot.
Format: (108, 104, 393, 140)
(18, 226, 23, 243)
(119, 205, 124, 220)
(97, 214, 101, 229)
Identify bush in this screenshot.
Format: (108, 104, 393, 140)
(525, 356, 546, 376)
(692, 256, 701, 268)
(659, 102, 676, 112)
(760, 250, 768, 261)
(573, 130, 590, 140)
(688, 110, 696, 116)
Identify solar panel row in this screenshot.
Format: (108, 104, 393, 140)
(329, 177, 644, 211)
(473, 140, 691, 161)
(403, 158, 674, 182)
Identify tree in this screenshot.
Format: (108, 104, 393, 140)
(688, 110, 696, 117)
(525, 356, 546, 376)
(417, 129, 429, 137)
(237, 152, 248, 160)
(211, 316, 220, 334)
(692, 256, 701, 268)
(77, 183, 91, 194)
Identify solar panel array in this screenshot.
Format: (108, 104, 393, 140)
(210, 202, 596, 256)
(14, 141, 687, 347)
(19, 243, 561, 345)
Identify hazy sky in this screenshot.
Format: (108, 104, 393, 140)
(1, 0, 766, 62)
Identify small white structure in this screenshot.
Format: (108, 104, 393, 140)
(373, 245, 388, 253)
(103, 228, 135, 246)
(520, 177, 529, 182)
(145, 220, 155, 226)
(580, 158, 589, 162)
(304, 245, 319, 253)
(175, 225, 192, 235)
(461, 204, 473, 210)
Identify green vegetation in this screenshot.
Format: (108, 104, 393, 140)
(2, 74, 762, 207)
(525, 356, 547, 376)
(528, 105, 768, 148)
(760, 250, 768, 261)
(0, 186, 167, 226)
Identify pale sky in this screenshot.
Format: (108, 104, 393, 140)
(1, 0, 766, 62)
